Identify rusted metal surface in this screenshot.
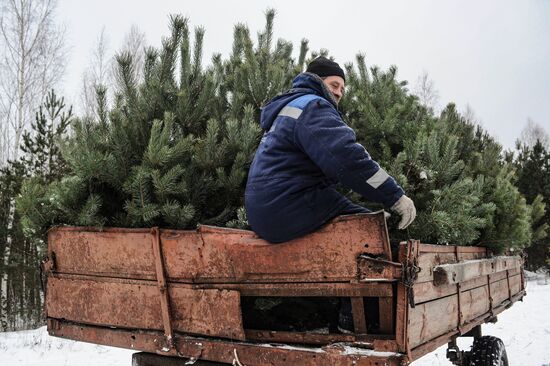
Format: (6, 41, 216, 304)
(41, 253, 56, 273)
(44, 213, 527, 364)
(357, 255, 402, 282)
(432, 256, 523, 286)
(46, 276, 246, 340)
(48, 213, 391, 284)
(378, 297, 394, 334)
(402, 241, 421, 308)
(151, 227, 176, 351)
(48, 320, 407, 366)
(47, 228, 156, 279)
(215, 281, 393, 297)
(50, 272, 393, 298)
(395, 242, 412, 356)
(351, 297, 368, 334)
(133, 352, 228, 366)
(244, 330, 396, 346)
(245, 330, 356, 344)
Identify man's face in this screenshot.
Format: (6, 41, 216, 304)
(322, 75, 345, 104)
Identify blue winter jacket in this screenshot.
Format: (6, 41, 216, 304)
(245, 72, 404, 243)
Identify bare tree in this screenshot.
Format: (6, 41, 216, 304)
(414, 70, 440, 112)
(0, 0, 66, 330)
(519, 118, 550, 149)
(463, 104, 480, 125)
(0, 99, 13, 164)
(80, 27, 112, 119)
(0, 0, 67, 162)
(120, 24, 147, 83)
(79, 24, 146, 120)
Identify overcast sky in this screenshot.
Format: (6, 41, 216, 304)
(57, 0, 550, 150)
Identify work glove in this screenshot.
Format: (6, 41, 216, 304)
(390, 195, 416, 230)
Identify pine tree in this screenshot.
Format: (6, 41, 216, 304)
(19, 15, 264, 232)
(9, 8, 548, 332)
(515, 141, 550, 268)
(343, 54, 436, 166)
(18, 11, 543, 258)
(0, 90, 71, 330)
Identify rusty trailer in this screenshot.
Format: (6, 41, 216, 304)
(43, 212, 525, 365)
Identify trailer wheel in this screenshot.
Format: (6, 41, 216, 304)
(469, 336, 509, 366)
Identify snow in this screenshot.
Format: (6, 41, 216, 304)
(0, 327, 134, 366)
(1, 277, 549, 366)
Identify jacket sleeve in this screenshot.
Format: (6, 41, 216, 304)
(293, 98, 404, 208)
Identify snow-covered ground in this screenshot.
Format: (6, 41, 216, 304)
(1, 276, 549, 366)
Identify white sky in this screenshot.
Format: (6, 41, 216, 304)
(56, 0, 550, 150)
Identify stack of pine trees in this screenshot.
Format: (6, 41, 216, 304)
(17, 10, 546, 259)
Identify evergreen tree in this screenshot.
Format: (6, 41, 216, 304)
(515, 140, 550, 269)
(0, 90, 71, 330)
(18, 11, 543, 258)
(342, 60, 535, 252)
(7, 8, 548, 331)
(19, 15, 263, 233)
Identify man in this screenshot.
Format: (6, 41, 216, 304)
(245, 56, 416, 244)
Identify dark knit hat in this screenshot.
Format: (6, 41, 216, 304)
(306, 56, 345, 81)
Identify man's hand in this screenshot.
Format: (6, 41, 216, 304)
(391, 195, 416, 230)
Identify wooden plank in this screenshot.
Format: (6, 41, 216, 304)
(415, 251, 487, 283)
(48, 213, 390, 284)
(510, 273, 522, 295)
(408, 289, 525, 361)
(412, 268, 520, 305)
(433, 256, 522, 286)
(458, 285, 490, 324)
(417, 244, 486, 254)
(395, 242, 415, 355)
(407, 274, 523, 349)
(413, 275, 486, 305)
(46, 277, 245, 341)
(409, 329, 460, 361)
(415, 252, 457, 283)
(407, 294, 458, 349)
(491, 275, 522, 306)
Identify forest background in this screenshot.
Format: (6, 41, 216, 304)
(1, 0, 549, 331)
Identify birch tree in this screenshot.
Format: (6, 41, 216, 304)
(0, 0, 67, 162)
(414, 70, 439, 113)
(80, 27, 112, 119)
(120, 24, 147, 84)
(519, 118, 550, 149)
(0, 0, 66, 330)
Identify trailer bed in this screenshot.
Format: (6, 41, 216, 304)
(43, 212, 525, 365)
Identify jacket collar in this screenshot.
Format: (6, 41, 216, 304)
(290, 72, 339, 108)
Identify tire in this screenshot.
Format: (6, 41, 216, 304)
(469, 336, 509, 366)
